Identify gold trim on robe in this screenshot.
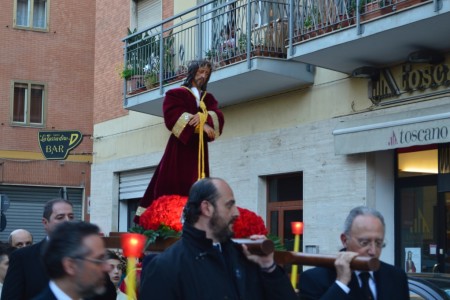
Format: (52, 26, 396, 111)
(208, 111, 221, 138)
(135, 206, 147, 217)
(172, 112, 192, 138)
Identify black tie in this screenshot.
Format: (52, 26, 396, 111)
(359, 272, 374, 300)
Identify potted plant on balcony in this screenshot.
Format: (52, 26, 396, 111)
(120, 66, 136, 80)
(120, 65, 144, 94)
(144, 72, 159, 90)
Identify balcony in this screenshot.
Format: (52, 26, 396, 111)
(289, 0, 450, 74)
(122, 0, 314, 116)
(122, 0, 450, 116)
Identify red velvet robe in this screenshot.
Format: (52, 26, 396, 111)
(135, 87, 225, 223)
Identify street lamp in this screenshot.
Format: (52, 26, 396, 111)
(290, 221, 303, 289)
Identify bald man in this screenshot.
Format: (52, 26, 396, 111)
(8, 229, 33, 248)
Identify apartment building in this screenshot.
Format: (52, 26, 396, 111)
(92, 0, 450, 272)
(0, 0, 95, 241)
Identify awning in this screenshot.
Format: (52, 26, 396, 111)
(333, 103, 450, 155)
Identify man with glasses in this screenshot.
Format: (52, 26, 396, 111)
(32, 221, 113, 300)
(2, 198, 115, 300)
(299, 206, 409, 299)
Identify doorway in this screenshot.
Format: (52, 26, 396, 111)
(397, 146, 449, 273)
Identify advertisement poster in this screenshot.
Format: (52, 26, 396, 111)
(405, 247, 421, 273)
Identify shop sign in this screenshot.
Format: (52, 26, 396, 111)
(333, 105, 450, 155)
(38, 130, 83, 160)
(371, 61, 450, 103)
(388, 125, 449, 147)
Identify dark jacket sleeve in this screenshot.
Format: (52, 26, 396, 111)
(261, 266, 299, 300)
(298, 267, 350, 300)
(2, 248, 26, 300)
(140, 255, 179, 300)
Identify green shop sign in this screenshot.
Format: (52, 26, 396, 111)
(38, 130, 83, 160)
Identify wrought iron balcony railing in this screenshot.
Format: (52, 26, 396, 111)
(122, 0, 433, 97)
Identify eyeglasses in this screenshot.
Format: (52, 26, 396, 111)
(75, 256, 109, 266)
(349, 236, 386, 249)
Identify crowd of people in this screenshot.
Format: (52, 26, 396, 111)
(0, 60, 410, 299)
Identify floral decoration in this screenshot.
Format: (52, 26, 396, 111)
(139, 194, 187, 232)
(233, 207, 268, 238)
(133, 194, 269, 247)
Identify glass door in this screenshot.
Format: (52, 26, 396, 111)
(397, 145, 449, 273)
(439, 192, 450, 273)
(398, 176, 440, 273)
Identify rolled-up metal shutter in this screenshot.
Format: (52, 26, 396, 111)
(119, 168, 153, 200)
(137, 0, 162, 31)
(0, 185, 83, 243)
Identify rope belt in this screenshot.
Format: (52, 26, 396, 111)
(197, 92, 208, 180)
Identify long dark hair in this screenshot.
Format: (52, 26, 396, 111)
(182, 60, 212, 91)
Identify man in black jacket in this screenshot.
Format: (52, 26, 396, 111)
(32, 221, 114, 300)
(2, 198, 116, 300)
(140, 177, 298, 300)
(298, 206, 409, 300)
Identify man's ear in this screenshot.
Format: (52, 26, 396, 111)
(62, 257, 78, 276)
(200, 200, 213, 217)
(340, 233, 348, 248)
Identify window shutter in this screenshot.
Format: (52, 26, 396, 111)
(119, 168, 154, 200)
(0, 186, 83, 243)
(137, 0, 162, 31)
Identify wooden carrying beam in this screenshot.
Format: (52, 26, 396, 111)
(274, 251, 380, 272)
(233, 239, 380, 271)
(232, 238, 275, 256)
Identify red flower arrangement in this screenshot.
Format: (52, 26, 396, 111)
(137, 195, 268, 239)
(233, 207, 268, 238)
(139, 194, 187, 232)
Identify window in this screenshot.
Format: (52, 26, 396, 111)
(14, 0, 49, 30)
(266, 172, 303, 251)
(132, 0, 162, 31)
(11, 82, 45, 126)
(253, 0, 287, 27)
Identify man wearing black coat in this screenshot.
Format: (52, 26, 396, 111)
(140, 177, 298, 300)
(299, 206, 409, 300)
(32, 221, 114, 300)
(1, 198, 116, 300)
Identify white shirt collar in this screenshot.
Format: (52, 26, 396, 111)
(49, 280, 81, 300)
(191, 87, 200, 107)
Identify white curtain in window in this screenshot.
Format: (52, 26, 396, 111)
(33, 0, 47, 28)
(16, 0, 30, 27)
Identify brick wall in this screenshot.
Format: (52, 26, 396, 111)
(0, 0, 95, 153)
(0, 0, 95, 212)
(93, 0, 131, 125)
(93, 0, 174, 125)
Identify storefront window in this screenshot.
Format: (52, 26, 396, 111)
(397, 145, 449, 274)
(398, 147, 437, 178)
(399, 182, 437, 273)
